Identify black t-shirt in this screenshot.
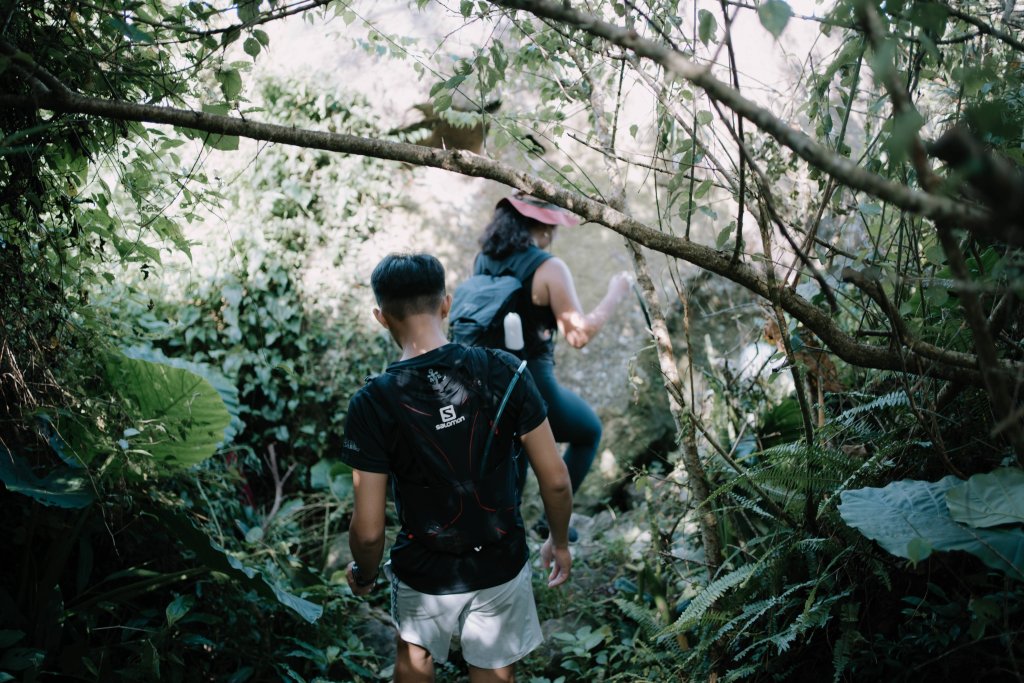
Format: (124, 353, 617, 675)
(341, 343, 547, 594)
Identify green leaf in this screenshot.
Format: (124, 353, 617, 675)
(923, 286, 948, 307)
(924, 242, 945, 265)
(0, 648, 45, 672)
(243, 37, 261, 59)
(908, 2, 949, 37)
(444, 74, 467, 89)
(490, 43, 508, 76)
(150, 507, 324, 623)
(253, 29, 270, 46)
(0, 447, 94, 508)
(757, 0, 792, 39)
(698, 9, 717, 46)
(692, 178, 713, 199)
(696, 110, 713, 126)
(105, 350, 232, 470)
(150, 215, 191, 257)
(946, 468, 1024, 528)
(460, 0, 473, 16)
(0, 631, 24, 649)
(906, 537, 933, 564)
(200, 102, 231, 116)
(838, 476, 1024, 580)
(123, 346, 243, 445)
(206, 134, 240, 152)
(886, 109, 925, 164)
(166, 594, 195, 627)
(310, 459, 333, 490)
(105, 17, 154, 43)
(434, 94, 453, 113)
(715, 222, 734, 249)
(237, 0, 260, 23)
(222, 27, 242, 47)
(868, 37, 896, 84)
(216, 69, 243, 101)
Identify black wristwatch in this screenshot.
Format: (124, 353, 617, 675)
(351, 562, 378, 588)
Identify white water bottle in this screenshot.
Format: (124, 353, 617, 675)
(503, 312, 524, 351)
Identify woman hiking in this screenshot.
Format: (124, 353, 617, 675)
(472, 192, 631, 534)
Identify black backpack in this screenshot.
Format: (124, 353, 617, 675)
(365, 349, 529, 555)
(449, 248, 551, 352)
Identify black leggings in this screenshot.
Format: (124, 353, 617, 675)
(526, 358, 602, 493)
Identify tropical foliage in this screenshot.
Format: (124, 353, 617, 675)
(2, 0, 1023, 680)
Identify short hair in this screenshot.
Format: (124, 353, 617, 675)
(370, 253, 446, 320)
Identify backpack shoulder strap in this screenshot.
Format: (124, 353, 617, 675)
(478, 353, 528, 474)
(476, 247, 552, 282)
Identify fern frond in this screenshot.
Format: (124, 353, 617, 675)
(732, 587, 853, 662)
(835, 390, 909, 425)
(832, 601, 862, 683)
(723, 663, 760, 682)
(614, 598, 666, 641)
(745, 465, 846, 499)
(729, 579, 816, 644)
(727, 492, 775, 520)
(759, 441, 814, 461)
(658, 564, 756, 638)
(817, 446, 894, 517)
(615, 598, 689, 667)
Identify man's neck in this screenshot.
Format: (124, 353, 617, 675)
(394, 317, 449, 361)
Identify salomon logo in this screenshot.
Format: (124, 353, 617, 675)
(436, 405, 466, 430)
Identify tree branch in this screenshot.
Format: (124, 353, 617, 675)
(934, 0, 1024, 53)
(1, 89, 1013, 387)
(487, 0, 993, 230)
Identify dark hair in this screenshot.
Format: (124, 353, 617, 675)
(479, 203, 542, 259)
(370, 253, 446, 320)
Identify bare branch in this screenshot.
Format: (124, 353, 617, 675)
(935, 0, 1024, 53)
(487, 0, 993, 229)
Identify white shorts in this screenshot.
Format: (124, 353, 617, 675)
(386, 561, 543, 669)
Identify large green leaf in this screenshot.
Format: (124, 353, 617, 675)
(838, 476, 1024, 581)
(946, 468, 1024, 528)
(123, 346, 244, 446)
(150, 507, 323, 623)
(105, 351, 232, 469)
(757, 0, 792, 39)
(0, 448, 94, 509)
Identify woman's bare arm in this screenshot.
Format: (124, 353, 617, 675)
(534, 258, 631, 348)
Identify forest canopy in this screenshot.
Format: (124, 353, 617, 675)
(1, 0, 1022, 680)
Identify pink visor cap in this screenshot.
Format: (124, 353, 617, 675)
(500, 192, 582, 227)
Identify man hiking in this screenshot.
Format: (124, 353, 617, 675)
(342, 253, 573, 683)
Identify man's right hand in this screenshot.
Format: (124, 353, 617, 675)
(540, 537, 572, 588)
(346, 561, 378, 596)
